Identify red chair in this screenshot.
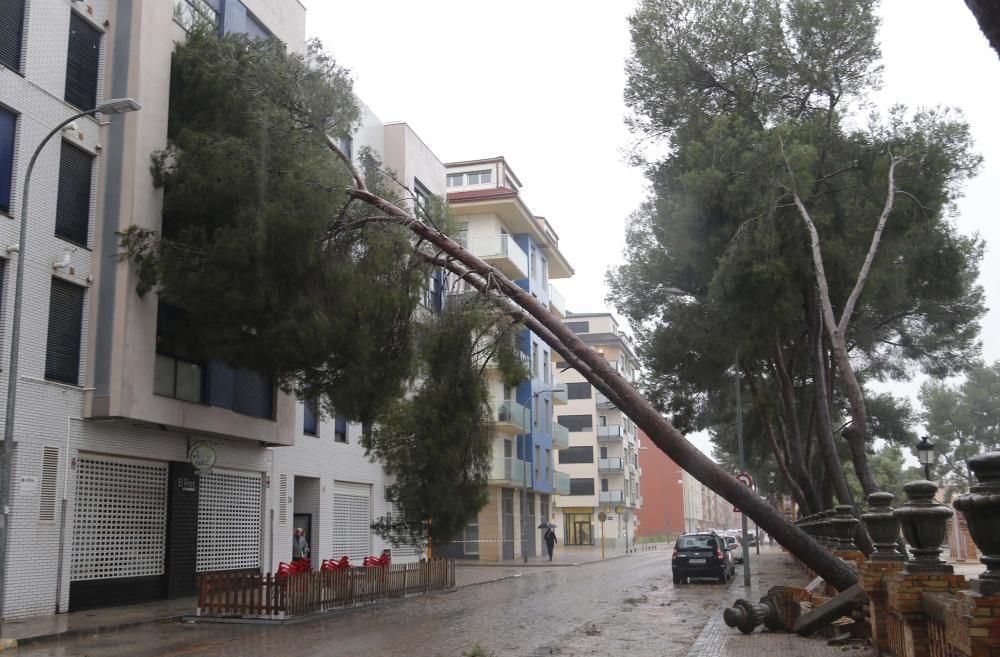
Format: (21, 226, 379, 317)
(321, 556, 350, 571)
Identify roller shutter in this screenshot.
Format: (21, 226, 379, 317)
(45, 278, 84, 385)
(64, 12, 100, 110)
(196, 469, 263, 572)
(332, 482, 371, 562)
(71, 456, 168, 581)
(55, 141, 93, 246)
(0, 0, 25, 72)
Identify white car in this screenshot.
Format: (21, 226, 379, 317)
(721, 534, 743, 564)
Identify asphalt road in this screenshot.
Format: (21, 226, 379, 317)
(19, 551, 735, 657)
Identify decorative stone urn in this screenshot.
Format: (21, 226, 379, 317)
(953, 453, 1000, 594)
(863, 492, 904, 561)
(832, 505, 860, 551)
(723, 597, 781, 634)
(895, 480, 954, 573)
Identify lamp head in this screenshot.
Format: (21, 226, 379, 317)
(917, 435, 935, 467)
(94, 98, 142, 114)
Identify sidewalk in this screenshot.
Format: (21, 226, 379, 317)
(0, 596, 193, 647)
(455, 542, 664, 568)
(686, 548, 873, 657)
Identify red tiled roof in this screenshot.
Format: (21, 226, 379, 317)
(446, 186, 519, 202)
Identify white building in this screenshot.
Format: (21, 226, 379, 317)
(553, 312, 643, 548)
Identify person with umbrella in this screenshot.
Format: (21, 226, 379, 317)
(542, 522, 557, 561)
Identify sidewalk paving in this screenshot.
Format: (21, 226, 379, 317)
(686, 548, 873, 657)
(455, 542, 665, 568)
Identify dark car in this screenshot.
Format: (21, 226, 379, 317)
(672, 532, 731, 585)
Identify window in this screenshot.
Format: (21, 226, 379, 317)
(543, 398, 550, 426)
(154, 303, 203, 402)
(0, 0, 25, 72)
(463, 518, 479, 556)
(173, 0, 220, 31)
(0, 107, 14, 215)
(447, 173, 463, 187)
(567, 382, 592, 400)
(422, 270, 443, 314)
(558, 414, 593, 432)
(334, 414, 347, 443)
(558, 446, 593, 464)
(504, 175, 516, 190)
(600, 446, 608, 459)
(541, 259, 548, 285)
(534, 445, 540, 480)
(413, 178, 431, 212)
(533, 395, 540, 428)
(546, 449, 552, 473)
(55, 141, 93, 246)
(554, 361, 570, 371)
(565, 321, 590, 334)
(532, 342, 539, 379)
(601, 478, 609, 492)
(303, 398, 318, 436)
(65, 13, 101, 111)
(543, 350, 549, 383)
(531, 244, 538, 280)
(569, 478, 595, 496)
(465, 170, 491, 185)
(45, 278, 85, 385)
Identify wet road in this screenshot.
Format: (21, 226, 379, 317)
(20, 552, 733, 657)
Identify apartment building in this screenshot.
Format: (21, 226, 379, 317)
(0, 0, 311, 618)
(439, 158, 574, 561)
(634, 429, 685, 538)
(265, 117, 441, 571)
(552, 312, 643, 548)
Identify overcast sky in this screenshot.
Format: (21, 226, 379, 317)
(304, 1, 1000, 456)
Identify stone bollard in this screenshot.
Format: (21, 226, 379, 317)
(832, 504, 861, 552)
(723, 592, 786, 634)
(954, 452, 1000, 595)
(863, 492, 905, 562)
(895, 480, 954, 573)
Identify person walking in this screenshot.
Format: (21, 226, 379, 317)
(293, 527, 310, 564)
(544, 526, 557, 561)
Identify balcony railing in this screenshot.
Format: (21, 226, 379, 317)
(598, 457, 625, 473)
(551, 422, 569, 450)
(595, 392, 615, 409)
(551, 384, 568, 406)
(489, 457, 529, 487)
(599, 490, 624, 505)
(494, 400, 530, 435)
(459, 234, 529, 279)
(553, 470, 571, 495)
(548, 284, 566, 318)
(597, 425, 623, 442)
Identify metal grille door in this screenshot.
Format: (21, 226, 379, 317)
(71, 456, 168, 581)
(197, 469, 263, 572)
(332, 482, 371, 562)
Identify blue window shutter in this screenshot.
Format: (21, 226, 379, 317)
(0, 0, 25, 72)
(0, 108, 14, 215)
(45, 278, 85, 385)
(233, 368, 273, 419)
(55, 141, 93, 246)
(64, 13, 100, 110)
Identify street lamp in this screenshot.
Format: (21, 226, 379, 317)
(917, 436, 936, 481)
(0, 99, 141, 625)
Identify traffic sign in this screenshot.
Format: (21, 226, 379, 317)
(733, 472, 753, 512)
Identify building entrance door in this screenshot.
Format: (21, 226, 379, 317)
(564, 512, 594, 545)
(502, 489, 514, 560)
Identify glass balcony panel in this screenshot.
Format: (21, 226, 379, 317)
(551, 422, 569, 450)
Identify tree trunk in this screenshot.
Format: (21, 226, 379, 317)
(771, 348, 822, 512)
(331, 146, 859, 592)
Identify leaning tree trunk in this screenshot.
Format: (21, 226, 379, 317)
(329, 144, 859, 591)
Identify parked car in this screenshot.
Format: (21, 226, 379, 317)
(721, 534, 743, 565)
(747, 533, 759, 547)
(672, 532, 731, 585)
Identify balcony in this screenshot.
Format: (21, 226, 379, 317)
(599, 489, 625, 505)
(553, 470, 571, 495)
(489, 457, 529, 487)
(598, 457, 625, 474)
(459, 234, 529, 279)
(597, 425, 623, 443)
(595, 392, 615, 410)
(551, 384, 568, 406)
(551, 422, 569, 450)
(494, 400, 529, 435)
(548, 284, 566, 318)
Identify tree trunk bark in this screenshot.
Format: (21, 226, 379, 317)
(771, 348, 822, 512)
(331, 146, 859, 591)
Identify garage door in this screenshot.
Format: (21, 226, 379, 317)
(197, 469, 263, 572)
(332, 481, 371, 562)
(71, 455, 168, 581)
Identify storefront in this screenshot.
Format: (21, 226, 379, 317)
(562, 508, 594, 546)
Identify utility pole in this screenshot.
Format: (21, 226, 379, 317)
(735, 355, 751, 588)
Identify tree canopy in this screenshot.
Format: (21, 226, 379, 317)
(612, 0, 985, 513)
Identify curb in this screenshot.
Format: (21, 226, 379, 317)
(10, 613, 186, 648)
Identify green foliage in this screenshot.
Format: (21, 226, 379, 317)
(844, 444, 922, 503)
(614, 0, 986, 507)
(365, 300, 528, 546)
(919, 361, 1000, 492)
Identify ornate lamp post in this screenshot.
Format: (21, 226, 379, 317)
(917, 436, 936, 481)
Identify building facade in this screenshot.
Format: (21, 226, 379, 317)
(441, 158, 574, 561)
(634, 429, 686, 538)
(552, 312, 643, 548)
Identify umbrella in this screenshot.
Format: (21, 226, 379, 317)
(537, 522, 557, 529)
